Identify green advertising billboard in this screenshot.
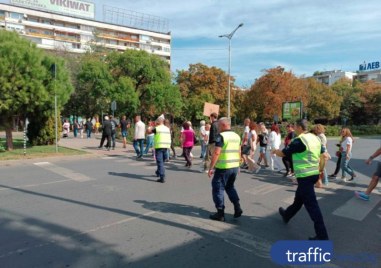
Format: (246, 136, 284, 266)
(282, 101, 302, 121)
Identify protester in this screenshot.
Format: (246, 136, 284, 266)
(339, 128, 357, 182)
(203, 113, 219, 172)
(181, 122, 195, 167)
(355, 146, 381, 201)
(98, 115, 112, 150)
(133, 115, 146, 159)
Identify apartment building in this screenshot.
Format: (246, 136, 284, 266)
(310, 70, 356, 86)
(0, 2, 171, 62)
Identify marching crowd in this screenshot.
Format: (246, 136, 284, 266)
(62, 113, 381, 240)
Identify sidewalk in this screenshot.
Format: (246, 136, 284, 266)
(58, 134, 194, 158)
(58, 134, 136, 157)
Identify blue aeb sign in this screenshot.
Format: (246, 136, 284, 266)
(270, 240, 333, 265)
(359, 61, 380, 71)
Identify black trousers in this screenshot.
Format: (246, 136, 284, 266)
(333, 153, 342, 175)
(100, 133, 111, 148)
(283, 175, 329, 240)
(282, 155, 294, 173)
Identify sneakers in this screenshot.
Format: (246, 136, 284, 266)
(344, 176, 354, 182)
(328, 174, 337, 178)
(355, 191, 369, 201)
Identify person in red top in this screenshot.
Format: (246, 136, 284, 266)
(181, 122, 195, 167)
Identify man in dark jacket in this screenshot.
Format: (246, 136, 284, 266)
(98, 116, 112, 151)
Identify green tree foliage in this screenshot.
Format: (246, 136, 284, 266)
(305, 78, 342, 121)
(107, 50, 182, 118)
(70, 53, 116, 118)
(176, 63, 230, 121)
(0, 31, 72, 149)
(331, 78, 362, 124)
(69, 50, 182, 120)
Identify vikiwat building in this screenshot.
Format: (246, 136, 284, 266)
(0, 0, 171, 63)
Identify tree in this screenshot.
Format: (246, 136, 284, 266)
(72, 53, 116, 119)
(244, 67, 307, 121)
(357, 80, 381, 124)
(27, 55, 73, 145)
(107, 50, 182, 118)
(305, 78, 342, 122)
(176, 63, 232, 121)
(0, 31, 72, 150)
(331, 78, 362, 124)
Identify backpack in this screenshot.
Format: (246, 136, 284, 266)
(111, 120, 116, 134)
(262, 133, 268, 145)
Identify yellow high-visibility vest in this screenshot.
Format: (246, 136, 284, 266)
(215, 131, 241, 169)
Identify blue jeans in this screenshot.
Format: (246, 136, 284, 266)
(283, 175, 329, 240)
(133, 139, 145, 157)
(144, 135, 154, 154)
(111, 132, 116, 148)
(341, 152, 355, 177)
(155, 148, 167, 179)
(211, 167, 240, 210)
(201, 142, 207, 158)
(86, 129, 92, 138)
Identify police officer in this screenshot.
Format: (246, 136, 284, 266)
(273, 119, 329, 240)
(148, 117, 171, 183)
(208, 117, 243, 221)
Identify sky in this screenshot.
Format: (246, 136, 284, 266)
(4, 0, 381, 87)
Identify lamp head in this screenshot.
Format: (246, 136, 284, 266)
(238, 23, 244, 27)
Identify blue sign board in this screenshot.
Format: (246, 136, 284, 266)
(359, 61, 380, 71)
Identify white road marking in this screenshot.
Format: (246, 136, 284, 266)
(0, 211, 157, 259)
(245, 183, 284, 195)
(282, 195, 322, 205)
(0, 179, 72, 191)
(332, 195, 381, 221)
(34, 162, 93, 182)
(175, 215, 271, 258)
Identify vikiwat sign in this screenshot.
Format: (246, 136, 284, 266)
(359, 60, 380, 71)
(11, 0, 95, 19)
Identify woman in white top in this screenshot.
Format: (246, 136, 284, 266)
(62, 119, 70, 138)
(312, 124, 329, 187)
(340, 128, 356, 182)
(269, 124, 282, 171)
(247, 122, 261, 173)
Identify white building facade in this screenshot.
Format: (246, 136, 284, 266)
(0, 3, 171, 62)
(310, 70, 356, 86)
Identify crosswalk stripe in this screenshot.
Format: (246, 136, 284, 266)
(174, 214, 271, 257)
(245, 183, 284, 195)
(34, 162, 93, 182)
(332, 195, 381, 221)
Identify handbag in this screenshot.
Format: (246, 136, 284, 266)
(335, 151, 341, 157)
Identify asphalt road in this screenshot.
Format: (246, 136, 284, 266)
(0, 137, 380, 268)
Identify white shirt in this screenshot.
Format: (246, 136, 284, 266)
(341, 137, 353, 152)
(242, 126, 250, 145)
(134, 120, 146, 139)
(200, 126, 206, 139)
(269, 131, 281, 149)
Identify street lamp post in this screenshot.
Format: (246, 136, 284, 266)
(219, 23, 243, 119)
